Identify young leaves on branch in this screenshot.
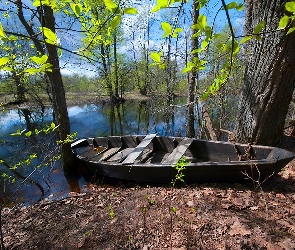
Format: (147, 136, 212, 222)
(24, 54, 53, 74)
(0, 22, 8, 39)
(161, 22, 183, 38)
(223, 1, 244, 11)
(149, 51, 166, 69)
(279, 1, 295, 34)
(103, 0, 138, 29)
(40, 27, 58, 45)
(152, 0, 185, 12)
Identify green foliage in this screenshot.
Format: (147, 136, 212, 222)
(152, 0, 183, 12)
(149, 51, 166, 69)
(40, 27, 58, 45)
(108, 205, 115, 219)
(10, 122, 72, 139)
(56, 132, 78, 145)
(70, 3, 82, 17)
(223, 2, 244, 11)
(0, 57, 9, 67)
(1, 121, 78, 190)
(0, 22, 7, 39)
(170, 156, 188, 187)
(161, 22, 183, 38)
(171, 206, 177, 213)
(279, 1, 295, 34)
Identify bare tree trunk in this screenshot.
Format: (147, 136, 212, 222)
(42, 6, 75, 173)
(100, 43, 113, 96)
(234, 0, 295, 145)
(186, 4, 199, 138)
(113, 30, 119, 98)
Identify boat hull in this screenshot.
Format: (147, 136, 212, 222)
(71, 135, 294, 183)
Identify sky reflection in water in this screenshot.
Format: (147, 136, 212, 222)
(0, 98, 193, 205)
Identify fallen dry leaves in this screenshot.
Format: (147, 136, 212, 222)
(1, 160, 295, 249)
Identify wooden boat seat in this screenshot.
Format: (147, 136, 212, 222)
(107, 148, 135, 162)
(91, 147, 121, 161)
(122, 134, 156, 164)
(161, 138, 194, 165)
(91, 137, 123, 162)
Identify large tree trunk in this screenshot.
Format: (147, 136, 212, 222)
(234, 0, 295, 145)
(43, 6, 75, 173)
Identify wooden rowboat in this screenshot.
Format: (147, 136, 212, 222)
(71, 134, 294, 183)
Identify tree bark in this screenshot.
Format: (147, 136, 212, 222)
(42, 6, 75, 173)
(186, 4, 199, 138)
(234, 0, 295, 145)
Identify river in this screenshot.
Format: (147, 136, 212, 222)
(0, 97, 197, 206)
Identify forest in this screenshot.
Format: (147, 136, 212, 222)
(1, 0, 295, 249)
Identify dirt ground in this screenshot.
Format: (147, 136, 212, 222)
(2, 145, 295, 250)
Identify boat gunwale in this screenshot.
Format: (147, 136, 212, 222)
(71, 135, 295, 167)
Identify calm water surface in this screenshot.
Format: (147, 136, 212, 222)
(0, 98, 197, 206)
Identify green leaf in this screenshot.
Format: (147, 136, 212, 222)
(33, 0, 49, 7)
(198, 14, 207, 29)
(233, 40, 240, 55)
(253, 20, 266, 34)
(171, 207, 177, 213)
(236, 4, 244, 11)
(111, 15, 121, 29)
(161, 22, 172, 38)
(192, 14, 207, 30)
(40, 63, 53, 72)
(30, 154, 37, 159)
(25, 131, 32, 137)
(58, 47, 63, 57)
(191, 48, 203, 54)
(51, 122, 56, 129)
(150, 52, 162, 63)
(3, 66, 13, 72)
(286, 2, 295, 13)
(201, 40, 208, 49)
(70, 3, 82, 17)
(287, 26, 295, 34)
(172, 27, 183, 38)
(24, 68, 41, 74)
(240, 35, 253, 44)
(152, 0, 168, 12)
(9, 35, 18, 41)
(0, 22, 7, 38)
(104, 0, 120, 13)
(279, 15, 290, 29)
(191, 30, 202, 39)
(40, 27, 57, 44)
(226, 2, 237, 10)
(182, 61, 195, 73)
(0, 57, 9, 67)
(123, 7, 138, 14)
(10, 128, 24, 136)
(30, 55, 48, 64)
(159, 62, 166, 69)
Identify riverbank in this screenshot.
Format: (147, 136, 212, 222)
(2, 159, 295, 249)
(1, 92, 156, 109)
